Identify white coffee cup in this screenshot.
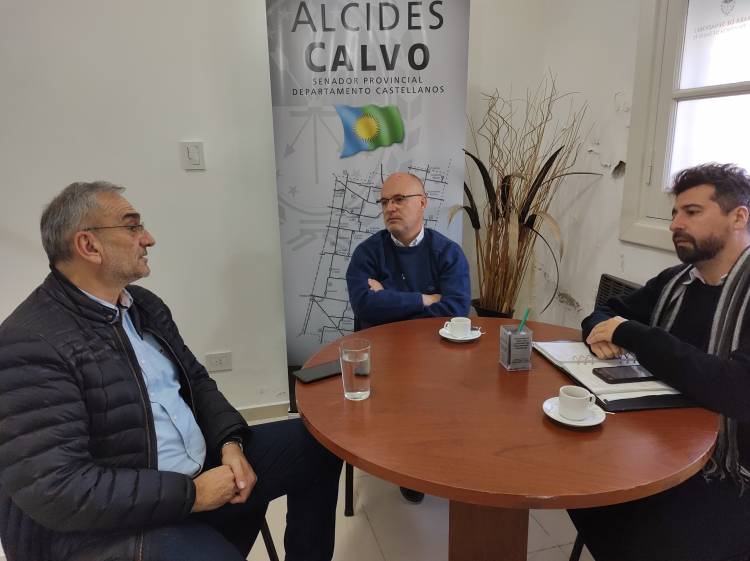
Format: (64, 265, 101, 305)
(443, 317, 471, 338)
(558, 385, 595, 421)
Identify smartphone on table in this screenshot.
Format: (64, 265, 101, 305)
(592, 364, 654, 384)
(293, 360, 341, 383)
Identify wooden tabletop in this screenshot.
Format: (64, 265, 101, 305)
(297, 317, 719, 510)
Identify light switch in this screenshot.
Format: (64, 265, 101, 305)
(180, 141, 206, 171)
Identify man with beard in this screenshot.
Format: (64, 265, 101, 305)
(0, 181, 341, 561)
(568, 163, 750, 561)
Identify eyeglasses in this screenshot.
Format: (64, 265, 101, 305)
(376, 193, 424, 208)
(83, 224, 146, 235)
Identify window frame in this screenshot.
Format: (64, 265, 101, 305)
(619, 0, 750, 251)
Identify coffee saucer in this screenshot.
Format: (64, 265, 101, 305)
(542, 397, 606, 427)
(438, 327, 482, 343)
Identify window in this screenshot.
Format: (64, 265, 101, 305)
(620, 0, 750, 250)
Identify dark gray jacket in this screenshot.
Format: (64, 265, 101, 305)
(0, 270, 249, 561)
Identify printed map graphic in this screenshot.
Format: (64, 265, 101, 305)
(301, 164, 450, 345)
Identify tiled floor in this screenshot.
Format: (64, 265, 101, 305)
(247, 466, 595, 561)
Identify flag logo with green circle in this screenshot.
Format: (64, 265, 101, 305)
(335, 104, 405, 158)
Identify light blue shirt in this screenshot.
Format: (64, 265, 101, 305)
(82, 289, 206, 476)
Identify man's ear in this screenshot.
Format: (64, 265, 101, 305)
(72, 231, 103, 265)
(733, 206, 750, 231)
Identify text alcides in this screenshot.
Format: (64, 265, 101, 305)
(291, 1, 445, 72)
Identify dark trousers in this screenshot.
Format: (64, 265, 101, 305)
(143, 418, 342, 561)
(568, 471, 750, 561)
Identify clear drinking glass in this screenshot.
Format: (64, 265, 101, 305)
(339, 338, 371, 400)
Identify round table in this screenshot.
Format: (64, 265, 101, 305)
(297, 318, 719, 561)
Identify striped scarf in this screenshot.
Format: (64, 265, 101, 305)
(651, 246, 750, 492)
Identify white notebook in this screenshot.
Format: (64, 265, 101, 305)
(533, 341, 680, 403)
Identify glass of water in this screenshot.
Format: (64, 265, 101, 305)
(339, 338, 371, 400)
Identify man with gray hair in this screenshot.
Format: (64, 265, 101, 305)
(346, 171, 471, 504)
(0, 181, 342, 561)
(346, 172, 471, 329)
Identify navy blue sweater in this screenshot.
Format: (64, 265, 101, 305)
(346, 229, 471, 328)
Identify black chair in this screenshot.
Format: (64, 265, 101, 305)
(594, 273, 642, 309)
(260, 517, 280, 561)
(568, 273, 642, 561)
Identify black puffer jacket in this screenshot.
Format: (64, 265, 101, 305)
(0, 270, 250, 561)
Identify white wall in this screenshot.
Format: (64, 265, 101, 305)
(0, 1, 683, 404)
(0, 1, 289, 410)
(465, 0, 680, 327)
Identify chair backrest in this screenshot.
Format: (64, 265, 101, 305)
(594, 274, 642, 309)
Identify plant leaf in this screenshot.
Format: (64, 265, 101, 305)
(500, 172, 525, 216)
(519, 146, 564, 224)
(462, 182, 481, 230)
(448, 204, 480, 230)
(523, 223, 560, 315)
(464, 149, 498, 220)
(463, 182, 479, 218)
(447, 204, 463, 225)
(526, 211, 564, 259)
(466, 205, 481, 230)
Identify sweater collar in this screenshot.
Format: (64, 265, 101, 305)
(391, 225, 425, 247)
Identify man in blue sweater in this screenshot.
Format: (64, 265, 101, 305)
(346, 172, 471, 330)
(345, 171, 471, 504)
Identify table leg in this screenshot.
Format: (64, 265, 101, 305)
(449, 501, 528, 561)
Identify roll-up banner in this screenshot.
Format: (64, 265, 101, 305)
(266, 1, 471, 365)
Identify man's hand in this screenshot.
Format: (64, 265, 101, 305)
(221, 443, 257, 505)
(368, 278, 384, 291)
(586, 316, 627, 359)
(191, 465, 238, 512)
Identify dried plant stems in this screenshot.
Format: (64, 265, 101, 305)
(466, 77, 589, 314)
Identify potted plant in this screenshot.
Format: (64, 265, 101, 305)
(456, 77, 598, 317)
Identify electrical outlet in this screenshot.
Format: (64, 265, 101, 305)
(205, 351, 232, 373)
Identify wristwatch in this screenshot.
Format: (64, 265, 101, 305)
(221, 435, 244, 453)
